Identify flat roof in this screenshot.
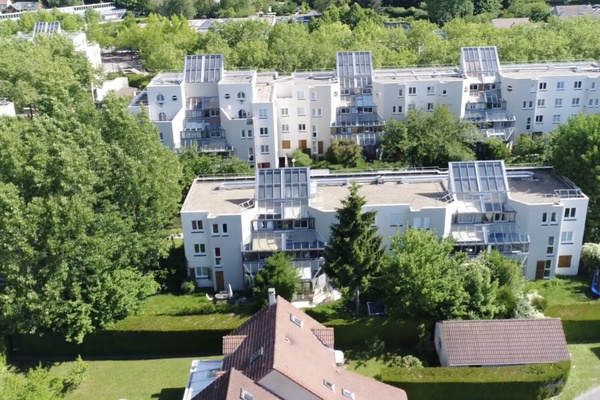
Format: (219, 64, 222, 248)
(255, 74, 274, 103)
(508, 168, 585, 203)
(501, 63, 600, 78)
(372, 68, 464, 83)
(182, 178, 255, 215)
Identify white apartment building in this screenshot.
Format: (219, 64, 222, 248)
(132, 47, 600, 164)
(181, 161, 588, 292)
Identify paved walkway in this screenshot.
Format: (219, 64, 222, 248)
(574, 385, 600, 400)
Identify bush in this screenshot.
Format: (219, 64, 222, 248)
(381, 362, 570, 400)
(0, 335, 7, 371)
(62, 355, 89, 393)
(180, 280, 196, 295)
(391, 355, 424, 369)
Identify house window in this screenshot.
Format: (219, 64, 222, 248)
(212, 224, 219, 235)
(159, 131, 164, 141)
(237, 92, 246, 103)
(312, 108, 323, 117)
(408, 87, 416, 95)
(595, 99, 600, 107)
(282, 140, 291, 149)
(290, 314, 303, 327)
(557, 81, 565, 90)
(555, 98, 563, 107)
(241, 130, 247, 139)
(260, 145, 269, 154)
(247, 129, 253, 138)
(258, 109, 267, 119)
(544, 260, 552, 278)
(240, 389, 254, 400)
(547, 237, 555, 255)
(192, 220, 203, 231)
(398, 88, 404, 97)
(312, 125, 317, 137)
(248, 148, 254, 161)
(156, 93, 165, 106)
(238, 109, 247, 119)
(551, 212, 557, 224)
(526, 117, 532, 130)
(537, 99, 545, 107)
(392, 105, 403, 114)
(564, 208, 576, 219)
(250, 347, 263, 363)
(427, 103, 434, 111)
(222, 224, 228, 236)
(535, 115, 543, 123)
(427, 86, 435, 95)
(311, 91, 317, 101)
(342, 389, 355, 399)
(574, 81, 582, 89)
(413, 216, 431, 229)
(297, 91, 305, 100)
(408, 104, 416, 111)
(561, 231, 574, 244)
(572, 98, 580, 107)
(542, 212, 548, 224)
(214, 247, 222, 266)
(558, 255, 572, 268)
(523, 101, 533, 109)
(539, 82, 547, 90)
(589, 99, 594, 107)
(592, 82, 597, 91)
(442, 89, 447, 96)
(297, 107, 306, 116)
(195, 267, 210, 279)
(298, 124, 306, 131)
(552, 115, 561, 124)
(281, 108, 289, 117)
(194, 244, 206, 255)
(260, 127, 268, 136)
(323, 380, 335, 391)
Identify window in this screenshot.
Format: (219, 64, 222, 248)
(195, 267, 209, 278)
(158, 112, 167, 121)
(214, 247, 222, 266)
(191, 220, 203, 231)
(297, 91, 305, 100)
(249, 347, 263, 363)
(551, 212, 557, 224)
(212, 224, 219, 235)
(542, 212, 548, 224)
(297, 107, 306, 116)
(224, 93, 230, 99)
(248, 147, 254, 161)
(557, 81, 565, 90)
(342, 389, 355, 399)
(398, 88, 404, 97)
(281, 124, 289, 132)
(413, 216, 431, 229)
(537, 99, 545, 107)
(561, 231, 574, 244)
(572, 97, 580, 107)
(323, 380, 335, 391)
(281, 108, 289, 117)
(312, 125, 317, 137)
(539, 82, 547, 90)
(553, 114, 561, 124)
(555, 98, 563, 107)
(311, 108, 322, 117)
(442, 89, 447, 96)
(589, 99, 594, 107)
(574, 81, 582, 89)
(311, 91, 317, 101)
(547, 236, 555, 255)
(260, 145, 269, 154)
(523, 101, 533, 109)
(290, 314, 303, 327)
(241, 129, 248, 139)
(392, 105, 403, 114)
(298, 124, 306, 131)
(238, 109, 247, 118)
(156, 93, 164, 106)
(260, 127, 268, 136)
(222, 224, 228, 236)
(193, 244, 206, 255)
(564, 208, 576, 219)
(408, 103, 416, 111)
(408, 87, 416, 95)
(159, 131, 163, 141)
(237, 91, 246, 103)
(592, 82, 597, 91)
(535, 115, 543, 123)
(558, 255, 572, 268)
(427, 103, 434, 111)
(247, 129, 253, 138)
(526, 117, 532, 130)
(427, 86, 435, 95)
(282, 140, 291, 149)
(596, 99, 600, 107)
(240, 389, 254, 400)
(544, 260, 552, 278)
(258, 109, 267, 119)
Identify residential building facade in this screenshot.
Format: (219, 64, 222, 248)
(132, 47, 600, 164)
(181, 162, 588, 292)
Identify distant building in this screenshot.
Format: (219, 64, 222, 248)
(181, 162, 588, 292)
(0, 99, 16, 116)
(435, 319, 570, 367)
(491, 18, 530, 28)
(186, 293, 408, 400)
(551, 4, 600, 19)
(9, 1, 42, 12)
(0, 0, 13, 12)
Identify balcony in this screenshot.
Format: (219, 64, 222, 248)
(465, 109, 516, 123)
(332, 113, 384, 128)
(242, 230, 326, 252)
(480, 127, 515, 141)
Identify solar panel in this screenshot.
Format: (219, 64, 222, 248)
(33, 21, 61, 37)
(460, 47, 500, 75)
(449, 161, 507, 194)
(184, 54, 223, 83)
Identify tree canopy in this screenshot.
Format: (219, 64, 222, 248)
(324, 182, 384, 316)
(254, 252, 300, 303)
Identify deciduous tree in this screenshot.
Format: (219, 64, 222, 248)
(254, 252, 300, 303)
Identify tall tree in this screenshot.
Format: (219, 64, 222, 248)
(427, 0, 474, 24)
(324, 182, 384, 316)
(552, 114, 600, 241)
(254, 253, 300, 303)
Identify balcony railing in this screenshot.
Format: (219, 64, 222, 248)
(242, 230, 326, 252)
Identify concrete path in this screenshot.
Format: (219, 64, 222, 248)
(574, 385, 600, 400)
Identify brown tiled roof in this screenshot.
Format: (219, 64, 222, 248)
(193, 368, 279, 400)
(222, 335, 247, 356)
(437, 318, 570, 366)
(200, 296, 408, 400)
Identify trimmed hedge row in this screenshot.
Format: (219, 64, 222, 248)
(324, 318, 431, 348)
(10, 329, 230, 358)
(381, 362, 571, 400)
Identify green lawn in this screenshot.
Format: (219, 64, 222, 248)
(556, 343, 600, 399)
(527, 276, 593, 307)
(48, 356, 221, 400)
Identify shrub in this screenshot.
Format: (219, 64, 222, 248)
(62, 355, 89, 393)
(0, 335, 6, 371)
(391, 355, 424, 369)
(180, 280, 196, 295)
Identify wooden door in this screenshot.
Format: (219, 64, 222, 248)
(535, 261, 545, 280)
(318, 141, 324, 154)
(215, 271, 225, 291)
(298, 140, 307, 149)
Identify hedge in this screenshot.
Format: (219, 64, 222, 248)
(381, 362, 571, 400)
(0, 335, 7, 371)
(324, 318, 432, 349)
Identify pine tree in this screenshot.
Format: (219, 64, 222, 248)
(324, 182, 384, 316)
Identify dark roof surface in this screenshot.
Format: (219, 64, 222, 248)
(438, 318, 570, 366)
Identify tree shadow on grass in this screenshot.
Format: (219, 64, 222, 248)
(588, 346, 600, 361)
(152, 387, 185, 400)
(7, 359, 68, 374)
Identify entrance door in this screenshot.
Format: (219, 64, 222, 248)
(215, 271, 225, 291)
(535, 261, 545, 280)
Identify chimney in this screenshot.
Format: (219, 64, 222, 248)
(268, 288, 276, 306)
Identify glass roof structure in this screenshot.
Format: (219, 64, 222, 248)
(184, 54, 223, 83)
(336, 51, 373, 89)
(449, 161, 508, 194)
(451, 223, 529, 246)
(33, 22, 61, 36)
(460, 47, 500, 76)
(256, 168, 310, 200)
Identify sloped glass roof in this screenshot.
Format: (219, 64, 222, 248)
(451, 223, 529, 245)
(449, 161, 507, 194)
(184, 54, 223, 83)
(33, 21, 61, 36)
(336, 51, 373, 89)
(460, 47, 500, 75)
(256, 168, 310, 200)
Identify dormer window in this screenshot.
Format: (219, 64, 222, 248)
(323, 379, 335, 391)
(290, 314, 303, 328)
(250, 347, 263, 363)
(240, 389, 254, 400)
(342, 389, 355, 399)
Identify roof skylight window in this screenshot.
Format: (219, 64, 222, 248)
(290, 314, 303, 328)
